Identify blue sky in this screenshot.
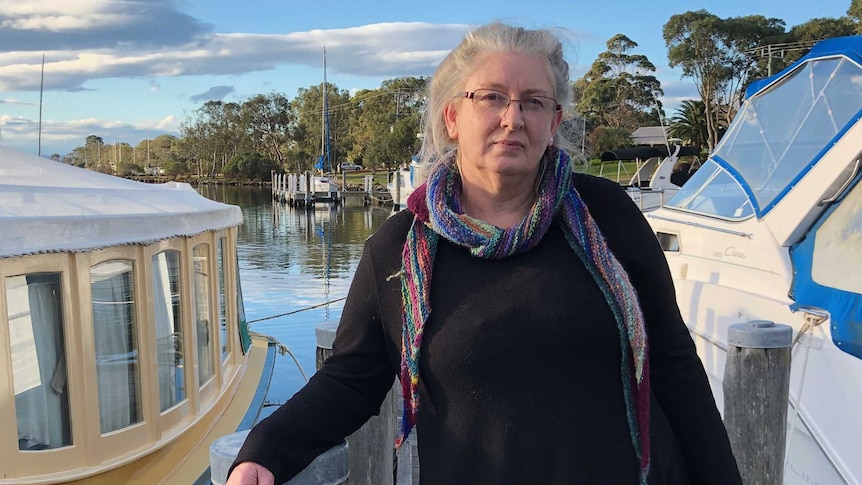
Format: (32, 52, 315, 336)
(0, 0, 855, 156)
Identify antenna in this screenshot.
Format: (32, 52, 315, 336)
(38, 53, 45, 157)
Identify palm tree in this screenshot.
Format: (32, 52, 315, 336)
(668, 99, 709, 149)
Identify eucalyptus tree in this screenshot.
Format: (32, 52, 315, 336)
(767, 17, 858, 69)
(348, 76, 425, 171)
(291, 83, 352, 173)
(664, 10, 785, 150)
(850, 0, 862, 33)
(574, 34, 663, 131)
(69, 135, 103, 167)
(239, 92, 293, 167)
(180, 100, 247, 177)
(84, 135, 105, 169)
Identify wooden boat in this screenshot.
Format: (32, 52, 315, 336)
(0, 146, 275, 484)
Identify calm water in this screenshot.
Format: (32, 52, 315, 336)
(196, 185, 392, 415)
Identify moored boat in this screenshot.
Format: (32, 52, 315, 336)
(387, 159, 422, 210)
(646, 36, 862, 484)
(599, 144, 701, 211)
(0, 146, 275, 484)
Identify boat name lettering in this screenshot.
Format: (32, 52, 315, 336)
(787, 462, 819, 485)
(724, 247, 746, 259)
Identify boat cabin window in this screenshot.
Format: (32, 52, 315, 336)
(91, 260, 143, 433)
(812, 179, 862, 294)
(712, 56, 862, 214)
(217, 237, 229, 361)
(193, 244, 215, 385)
(666, 159, 754, 219)
(6, 273, 72, 450)
(152, 250, 186, 411)
(236, 258, 250, 353)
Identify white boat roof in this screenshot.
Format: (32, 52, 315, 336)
(0, 145, 243, 258)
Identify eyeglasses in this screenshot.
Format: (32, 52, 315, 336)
(456, 89, 561, 117)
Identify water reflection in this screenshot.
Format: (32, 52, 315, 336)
(196, 185, 391, 410)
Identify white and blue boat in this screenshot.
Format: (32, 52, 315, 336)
(647, 36, 862, 484)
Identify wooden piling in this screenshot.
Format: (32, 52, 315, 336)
(393, 171, 401, 211)
(316, 321, 397, 485)
(723, 320, 792, 485)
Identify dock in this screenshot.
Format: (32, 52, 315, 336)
(271, 171, 394, 208)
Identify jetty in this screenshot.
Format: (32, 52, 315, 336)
(271, 170, 394, 208)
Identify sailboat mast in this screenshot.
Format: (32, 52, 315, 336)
(38, 53, 45, 157)
(321, 47, 327, 173)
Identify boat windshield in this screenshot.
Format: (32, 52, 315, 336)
(667, 55, 862, 218)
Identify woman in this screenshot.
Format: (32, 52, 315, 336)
(228, 22, 742, 485)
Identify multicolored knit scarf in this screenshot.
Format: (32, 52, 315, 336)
(396, 148, 651, 483)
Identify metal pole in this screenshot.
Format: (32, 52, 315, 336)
(38, 54, 45, 157)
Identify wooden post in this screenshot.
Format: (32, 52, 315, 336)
(305, 171, 312, 206)
(723, 320, 792, 485)
(209, 429, 349, 485)
(393, 171, 401, 211)
(316, 321, 397, 485)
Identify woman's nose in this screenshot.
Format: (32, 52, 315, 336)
(500, 101, 525, 129)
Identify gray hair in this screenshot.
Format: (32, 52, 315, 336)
(417, 22, 574, 166)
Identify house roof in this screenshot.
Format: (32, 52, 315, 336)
(631, 126, 669, 146)
(0, 145, 243, 258)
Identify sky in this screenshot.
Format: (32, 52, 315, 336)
(0, 0, 855, 157)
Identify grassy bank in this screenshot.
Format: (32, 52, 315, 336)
(125, 160, 639, 187)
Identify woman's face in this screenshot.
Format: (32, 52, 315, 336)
(444, 51, 563, 184)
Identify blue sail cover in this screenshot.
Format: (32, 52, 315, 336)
(745, 36, 862, 99)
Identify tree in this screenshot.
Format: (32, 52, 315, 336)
(587, 126, 633, 156)
(291, 82, 353, 173)
(746, 17, 855, 76)
(180, 101, 246, 177)
(83, 135, 105, 168)
(790, 17, 856, 43)
(347, 77, 425, 171)
(575, 34, 663, 131)
(850, 0, 862, 33)
(224, 152, 282, 181)
(668, 100, 712, 149)
(240, 93, 294, 166)
(664, 10, 785, 150)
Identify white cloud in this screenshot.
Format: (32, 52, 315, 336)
(0, 22, 469, 92)
(153, 115, 178, 131)
(1, 13, 133, 31)
(0, 114, 179, 155)
(0, 98, 38, 105)
(0, 1, 113, 19)
(0, 0, 210, 54)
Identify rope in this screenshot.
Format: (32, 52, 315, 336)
(247, 297, 347, 324)
(249, 330, 310, 383)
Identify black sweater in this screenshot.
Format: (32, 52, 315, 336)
(233, 174, 742, 484)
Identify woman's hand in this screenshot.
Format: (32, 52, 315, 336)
(226, 462, 275, 485)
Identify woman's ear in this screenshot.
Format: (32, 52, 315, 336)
(444, 102, 458, 140)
